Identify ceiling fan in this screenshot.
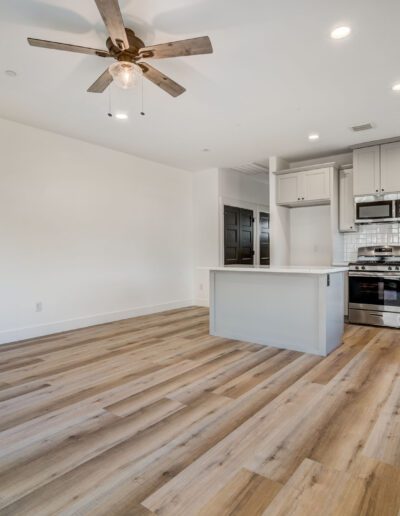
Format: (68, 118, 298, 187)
(27, 0, 213, 97)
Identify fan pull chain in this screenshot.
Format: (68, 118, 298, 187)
(107, 86, 113, 117)
(140, 75, 145, 116)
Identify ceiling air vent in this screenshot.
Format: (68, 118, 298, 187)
(351, 123, 374, 132)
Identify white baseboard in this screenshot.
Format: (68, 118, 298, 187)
(0, 299, 193, 345)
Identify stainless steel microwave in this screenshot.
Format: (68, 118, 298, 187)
(355, 199, 400, 224)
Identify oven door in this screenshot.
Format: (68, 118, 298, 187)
(355, 200, 394, 223)
(349, 272, 400, 313)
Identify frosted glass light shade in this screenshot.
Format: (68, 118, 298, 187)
(108, 61, 142, 90)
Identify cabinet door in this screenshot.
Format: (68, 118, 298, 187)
(380, 141, 400, 194)
(302, 168, 330, 201)
(339, 169, 356, 232)
(353, 146, 380, 196)
(277, 173, 300, 204)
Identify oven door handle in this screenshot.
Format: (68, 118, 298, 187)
(349, 272, 400, 279)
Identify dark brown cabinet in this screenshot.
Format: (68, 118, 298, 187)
(259, 211, 270, 265)
(224, 206, 254, 265)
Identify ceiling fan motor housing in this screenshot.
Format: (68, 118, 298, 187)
(106, 28, 145, 62)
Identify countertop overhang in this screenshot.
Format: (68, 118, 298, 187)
(204, 265, 348, 275)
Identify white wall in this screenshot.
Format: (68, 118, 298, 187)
(192, 169, 220, 306)
(219, 168, 269, 206)
(269, 157, 291, 266)
(192, 167, 269, 307)
(0, 118, 194, 344)
(289, 206, 331, 266)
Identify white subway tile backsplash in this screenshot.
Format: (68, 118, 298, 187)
(344, 223, 400, 262)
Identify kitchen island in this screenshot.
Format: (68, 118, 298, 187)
(209, 266, 348, 356)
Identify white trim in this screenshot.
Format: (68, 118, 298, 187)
(0, 299, 193, 345)
(273, 162, 337, 175)
(351, 136, 400, 150)
(218, 195, 269, 266)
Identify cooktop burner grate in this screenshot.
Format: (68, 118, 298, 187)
(352, 260, 400, 265)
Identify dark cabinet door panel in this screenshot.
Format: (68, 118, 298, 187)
(224, 206, 254, 265)
(259, 211, 270, 266)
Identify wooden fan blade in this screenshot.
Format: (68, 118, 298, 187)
(139, 36, 213, 60)
(139, 63, 185, 97)
(87, 69, 113, 93)
(94, 0, 129, 50)
(28, 38, 110, 57)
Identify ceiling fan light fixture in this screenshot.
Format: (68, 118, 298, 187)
(108, 61, 142, 90)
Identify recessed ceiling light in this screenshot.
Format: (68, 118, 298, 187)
(330, 26, 351, 40)
(392, 83, 400, 92)
(115, 112, 128, 120)
(308, 133, 320, 141)
(5, 70, 17, 77)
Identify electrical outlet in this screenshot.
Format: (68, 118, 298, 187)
(35, 302, 43, 313)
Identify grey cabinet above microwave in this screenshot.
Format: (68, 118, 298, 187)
(353, 141, 400, 196)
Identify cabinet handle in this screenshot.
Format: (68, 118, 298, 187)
(376, 189, 379, 192)
(382, 188, 385, 192)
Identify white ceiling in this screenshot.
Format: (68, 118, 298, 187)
(1, 0, 400, 171)
(228, 162, 269, 178)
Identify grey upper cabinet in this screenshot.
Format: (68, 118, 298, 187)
(277, 172, 300, 204)
(380, 141, 400, 194)
(339, 168, 356, 232)
(302, 168, 331, 201)
(276, 167, 331, 206)
(353, 141, 400, 196)
(353, 146, 380, 196)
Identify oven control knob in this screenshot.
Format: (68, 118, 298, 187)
(361, 266, 366, 270)
(388, 266, 393, 271)
(355, 266, 359, 270)
(396, 267, 400, 271)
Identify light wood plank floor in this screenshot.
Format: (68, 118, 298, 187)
(0, 307, 399, 515)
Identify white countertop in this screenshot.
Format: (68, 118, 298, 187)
(204, 265, 348, 275)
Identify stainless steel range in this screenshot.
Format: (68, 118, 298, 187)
(348, 245, 400, 328)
